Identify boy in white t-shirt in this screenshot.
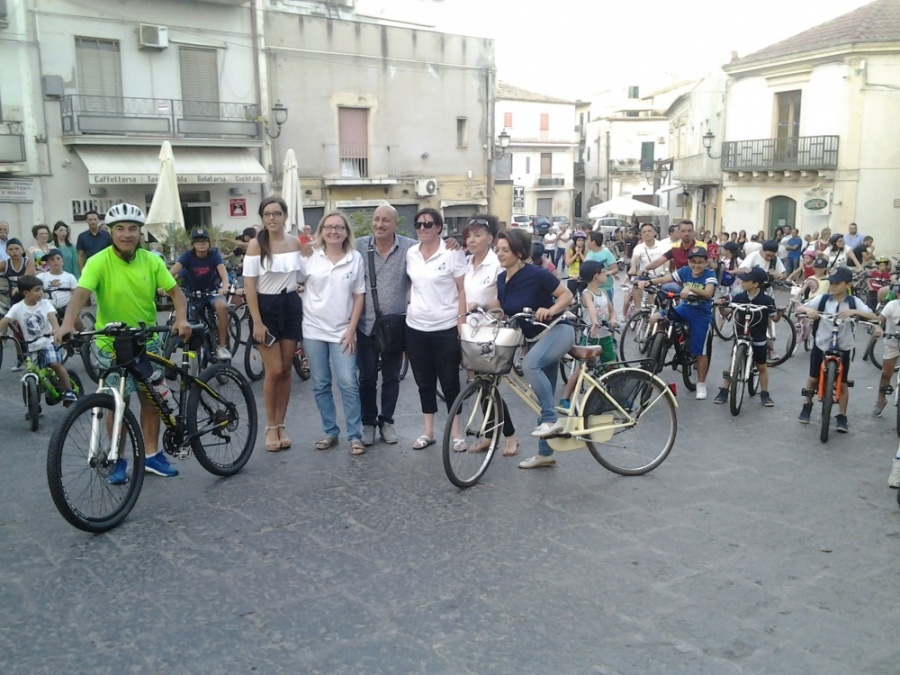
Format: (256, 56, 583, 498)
(0, 274, 77, 404)
(37, 249, 78, 323)
(874, 299, 900, 486)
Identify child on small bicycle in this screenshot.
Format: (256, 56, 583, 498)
(168, 227, 232, 361)
(0, 275, 76, 404)
(37, 249, 79, 327)
(795, 267, 878, 431)
(712, 267, 777, 407)
(639, 246, 717, 400)
(559, 260, 618, 409)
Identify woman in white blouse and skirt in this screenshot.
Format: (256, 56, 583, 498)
(243, 196, 304, 453)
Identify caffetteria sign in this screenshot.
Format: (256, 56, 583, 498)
(804, 198, 828, 211)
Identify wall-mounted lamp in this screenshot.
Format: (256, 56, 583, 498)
(265, 101, 289, 139)
(493, 129, 511, 160)
(702, 130, 721, 159)
(304, 189, 313, 196)
(644, 166, 669, 184)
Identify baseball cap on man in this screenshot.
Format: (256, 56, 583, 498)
(687, 246, 708, 259)
(723, 241, 739, 253)
(812, 256, 829, 268)
(827, 267, 853, 284)
(241, 227, 257, 239)
(191, 227, 210, 240)
(736, 267, 767, 284)
(44, 248, 63, 260)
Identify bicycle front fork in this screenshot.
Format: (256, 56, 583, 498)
(91, 376, 128, 465)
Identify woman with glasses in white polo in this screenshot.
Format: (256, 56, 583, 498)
(405, 208, 467, 451)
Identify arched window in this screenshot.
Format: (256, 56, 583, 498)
(766, 196, 796, 238)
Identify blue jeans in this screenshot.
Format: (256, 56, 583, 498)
(784, 257, 799, 276)
(304, 338, 362, 441)
(522, 323, 576, 456)
(355, 330, 402, 427)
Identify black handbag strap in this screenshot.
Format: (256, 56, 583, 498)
(367, 241, 383, 319)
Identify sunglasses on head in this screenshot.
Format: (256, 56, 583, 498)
(414, 220, 437, 229)
(467, 218, 490, 227)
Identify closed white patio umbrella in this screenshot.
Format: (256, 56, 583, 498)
(145, 141, 184, 244)
(282, 148, 306, 237)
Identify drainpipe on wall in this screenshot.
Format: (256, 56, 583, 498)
(252, 0, 274, 198)
(485, 67, 495, 215)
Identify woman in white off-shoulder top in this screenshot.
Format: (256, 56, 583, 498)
(243, 196, 304, 452)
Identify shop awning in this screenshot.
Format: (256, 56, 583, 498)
(75, 146, 268, 186)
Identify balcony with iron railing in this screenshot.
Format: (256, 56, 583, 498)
(60, 95, 261, 142)
(322, 144, 401, 184)
(722, 135, 839, 172)
(574, 161, 585, 177)
(0, 126, 26, 164)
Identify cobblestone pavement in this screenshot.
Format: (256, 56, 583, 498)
(1, 313, 898, 673)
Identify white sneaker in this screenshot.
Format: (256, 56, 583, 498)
(518, 454, 556, 469)
(530, 420, 564, 437)
(695, 382, 707, 400)
(889, 459, 900, 489)
(216, 346, 233, 361)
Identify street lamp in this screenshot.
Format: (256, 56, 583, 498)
(265, 101, 289, 139)
(494, 129, 511, 160)
(702, 130, 721, 159)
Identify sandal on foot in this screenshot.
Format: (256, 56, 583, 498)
(315, 436, 339, 451)
(350, 439, 366, 455)
(452, 438, 468, 453)
(502, 436, 520, 457)
(264, 425, 282, 452)
(412, 435, 435, 450)
(277, 424, 292, 449)
(469, 438, 491, 454)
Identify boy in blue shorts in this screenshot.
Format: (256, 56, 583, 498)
(0, 275, 77, 405)
(639, 246, 717, 399)
(169, 227, 232, 361)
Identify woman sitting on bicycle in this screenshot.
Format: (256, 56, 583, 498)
(168, 227, 232, 361)
(490, 228, 574, 470)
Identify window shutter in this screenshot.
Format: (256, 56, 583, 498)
(76, 38, 123, 104)
(180, 47, 219, 117)
(503, 112, 512, 128)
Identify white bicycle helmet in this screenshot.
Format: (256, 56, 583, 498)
(104, 203, 145, 227)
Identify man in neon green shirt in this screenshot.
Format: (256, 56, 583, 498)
(58, 203, 191, 482)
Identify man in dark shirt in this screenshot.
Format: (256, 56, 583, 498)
(853, 236, 874, 265)
(76, 210, 112, 270)
(643, 219, 706, 272)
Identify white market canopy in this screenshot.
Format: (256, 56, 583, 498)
(588, 196, 668, 219)
(75, 146, 267, 185)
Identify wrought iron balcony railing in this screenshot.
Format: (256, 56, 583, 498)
(722, 135, 839, 171)
(537, 174, 566, 187)
(61, 95, 261, 140)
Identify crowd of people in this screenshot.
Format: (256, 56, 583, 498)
(0, 205, 898, 486)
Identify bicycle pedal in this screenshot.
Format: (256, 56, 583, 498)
(846, 380, 854, 388)
(801, 388, 816, 397)
(722, 370, 732, 379)
(176, 449, 191, 460)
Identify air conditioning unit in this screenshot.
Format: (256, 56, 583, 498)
(139, 24, 169, 50)
(658, 136, 666, 144)
(416, 179, 438, 197)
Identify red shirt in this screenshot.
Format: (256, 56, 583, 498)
(802, 264, 815, 279)
(663, 239, 706, 269)
(869, 269, 891, 291)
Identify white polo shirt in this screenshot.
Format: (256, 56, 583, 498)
(299, 248, 366, 342)
(631, 240, 668, 277)
(406, 241, 466, 331)
(464, 249, 501, 308)
(742, 250, 785, 276)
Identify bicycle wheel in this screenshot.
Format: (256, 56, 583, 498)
(243, 341, 264, 381)
(868, 336, 899, 373)
(399, 352, 409, 380)
(0, 336, 4, 370)
(820, 360, 837, 443)
(46, 393, 145, 533)
(747, 362, 759, 397)
(292, 349, 311, 381)
(584, 369, 677, 475)
(766, 318, 796, 367)
(25, 378, 39, 431)
(188, 364, 257, 476)
(227, 309, 242, 352)
(729, 344, 748, 417)
(80, 339, 103, 383)
(442, 379, 502, 488)
(712, 306, 735, 340)
(68, 370, 84, 398)
(895, 383, 900, 438)
(619, 310, 650, 362)
(646, 332, 667, 375)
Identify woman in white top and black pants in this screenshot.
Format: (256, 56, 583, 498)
(243, 196, 304, 453)
(463, 215, 519, 456)
(406, 208, 468, 450)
